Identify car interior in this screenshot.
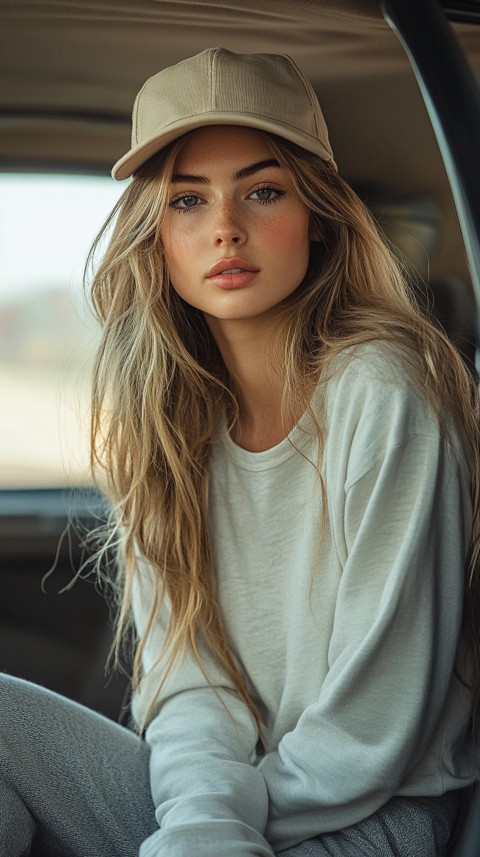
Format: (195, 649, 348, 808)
(1, 1, 479, 854)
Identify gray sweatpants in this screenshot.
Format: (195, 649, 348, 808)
(0, 674, 460, 857)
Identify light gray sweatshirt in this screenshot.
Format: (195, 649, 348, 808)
(133, 344, 477, 857)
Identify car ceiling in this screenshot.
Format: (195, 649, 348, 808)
(1, 0, 480, 286)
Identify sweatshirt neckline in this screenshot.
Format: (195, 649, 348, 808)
(219, 407, 315, 472)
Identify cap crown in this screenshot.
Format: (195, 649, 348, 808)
(113, 47, 335, 179)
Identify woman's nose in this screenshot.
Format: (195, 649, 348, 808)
(213, 201, 247, 247)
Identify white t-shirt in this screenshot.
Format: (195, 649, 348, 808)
(133, 343, 477, 857)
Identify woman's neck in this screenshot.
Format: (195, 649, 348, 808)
(206, 314, 292, 451)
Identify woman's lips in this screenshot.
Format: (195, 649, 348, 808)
(206, 257, 259, 289)
(208, 270, 258, 289)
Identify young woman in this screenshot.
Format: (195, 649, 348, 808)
(1, 47, 479, 857)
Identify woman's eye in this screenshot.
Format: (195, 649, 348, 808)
(249, 187, 285, 204)
(170, 194, 202, 210)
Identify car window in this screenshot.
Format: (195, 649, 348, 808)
(0, 173, 124, 488)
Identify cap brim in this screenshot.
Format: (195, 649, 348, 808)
(112, 113, 335, 180)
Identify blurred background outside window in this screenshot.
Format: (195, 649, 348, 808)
(0, 174, 124, 488)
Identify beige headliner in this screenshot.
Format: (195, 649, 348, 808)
(1, 0, 479, 284)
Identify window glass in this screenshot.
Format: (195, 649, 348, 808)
(0, 174, 125, 488)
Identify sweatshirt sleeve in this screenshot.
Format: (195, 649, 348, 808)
(257, 352, 473, 851)
(132, 568, 273, 857)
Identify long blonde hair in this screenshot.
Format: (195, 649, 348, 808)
(86, 131, 480, 731)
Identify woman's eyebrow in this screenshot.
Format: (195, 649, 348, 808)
(234, 159, 280, 180)
(171, 172, 209, 185)
(171, 159, 281, 185)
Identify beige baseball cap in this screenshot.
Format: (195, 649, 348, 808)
(112, 47, 336, 181)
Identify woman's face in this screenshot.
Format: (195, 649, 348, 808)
(160, 126, 312, 331)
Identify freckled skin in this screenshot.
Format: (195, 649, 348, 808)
(160, 126, 312, 333)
